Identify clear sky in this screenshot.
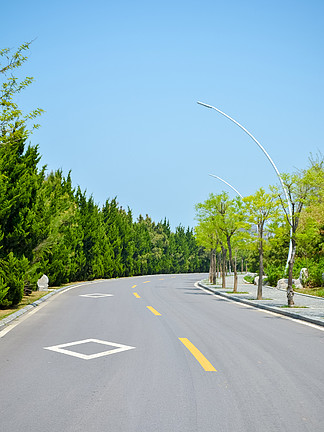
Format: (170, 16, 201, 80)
(2, 0, 323, 228)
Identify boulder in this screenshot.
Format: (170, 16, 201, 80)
(37, 274, 49, 291)
(294, 278, 303, 289)
(277, 277, 303, 290)
(277, 278, 288, 290)
(299, 268, 309, 285)
(254, 275, 268, 286)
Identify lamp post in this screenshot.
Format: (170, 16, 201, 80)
(198, 101, 292, 266)
(209, 173, 258, 235)
(209, 174, 243, 198)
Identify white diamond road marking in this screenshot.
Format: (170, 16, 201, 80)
(44, 339, 135, 360)
(79, 293, 114, 298)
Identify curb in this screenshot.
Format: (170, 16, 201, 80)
(198, 282, 324, 328)
(0, 280, 102, 331)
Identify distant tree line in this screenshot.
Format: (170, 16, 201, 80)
(0, 43, 208, 308)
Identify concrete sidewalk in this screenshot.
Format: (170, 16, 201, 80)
(199, 274, 324, 327)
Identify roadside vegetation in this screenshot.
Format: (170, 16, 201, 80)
(195, 159, 324, 305)
(0, 43, 209, 311)
(1, 42, 323, 313)
(195, 154, 324, 306)
(194, 164, 324, 306)
(0, 290, 50, 320)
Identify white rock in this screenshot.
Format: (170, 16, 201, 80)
(254, 275, 268, 286)
(277, 278, 288, 290)
(299, 268, 308, 285)
(37, 274, 49, 291)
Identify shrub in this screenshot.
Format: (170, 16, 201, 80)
(244, 275, 254, 283)
(294, 258, 324, 288)
(307, 261, 324, 287)
(0, 253, 29, 307)
(0, 275, 9, 307)
(265, 263, 285, 287)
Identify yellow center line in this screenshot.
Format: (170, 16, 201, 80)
(132, 285, 137, 288)
(133, 292, 141, 298)
(143, 281, 150, 284)
(159, 278, 164, 280)
(179, 338, 217, 372)
(147, 306, 161, 316)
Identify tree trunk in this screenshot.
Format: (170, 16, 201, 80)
(257, 228, 263, 300)
(209, 249, 216, 285)
(221, 245, 227, 288)
(287, 239, 296, 306)
(227, 236, 237, 293)
(209, 250, 212, 283)
(234, 254, 238, 293)
(212, 249, 216, 285)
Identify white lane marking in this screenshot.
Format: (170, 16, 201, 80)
(44, 339, 135, 360)
(0, 324, 17, 338)
(79, 293, 114, 298)
(194, 282, 324, 333)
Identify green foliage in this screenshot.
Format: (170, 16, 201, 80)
(0, 41, 44, 145)
(0, 269, 9, 306)
(293, 257, 324, 288)
(3, 41, 324, 312)
(0, 42, 208, 309)
(243, 275, 254, 283)
(0, 253, 29, 307)
(264, 263, 285, 287)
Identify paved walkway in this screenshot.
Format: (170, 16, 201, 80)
(199, 274, 324, 327)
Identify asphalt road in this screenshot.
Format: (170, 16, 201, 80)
(1, 273, 324, 431)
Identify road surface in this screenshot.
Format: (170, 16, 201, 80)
(1, 273, 324, 431)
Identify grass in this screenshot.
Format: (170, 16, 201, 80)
(225, 291, 249, 294)
(294, 287, 324, 298)
(254, 298, 273, 301)
(280, 305, 308, 308)
(0, 280, 94, 322)
(0, 291, 51, 320)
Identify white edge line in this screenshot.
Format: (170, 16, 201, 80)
(79, 293, 114, 297)
(0, 282, 102, 338)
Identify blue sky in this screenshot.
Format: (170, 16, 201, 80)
(2, 0, 323, 228)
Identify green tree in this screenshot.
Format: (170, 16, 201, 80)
(0, 42, 44, 305)
(195, 195, 223, 285)
(102, 198, 134, 277)
(195, 192, 246, 289)
(274, 163, 323, 305)
(32, 171, 86, 285)
(215, 193, 246, 292)
(1, 42, 43, 146)
(195, 219, 219, 284)
(77, 191, 112, 280)
(243, 188, 280, 300)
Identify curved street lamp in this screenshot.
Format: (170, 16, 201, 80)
(198, 101, 292, 266)
(209, 174, 243, 198)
